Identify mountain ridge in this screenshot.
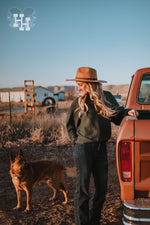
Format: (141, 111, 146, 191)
(0, 84, 129, 98)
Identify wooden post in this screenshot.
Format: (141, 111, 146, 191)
(9, 92, 12, 126)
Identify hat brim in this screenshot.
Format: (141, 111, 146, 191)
(66, 79, 107, 83)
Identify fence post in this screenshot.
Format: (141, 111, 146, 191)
(9, 92, 12, 126)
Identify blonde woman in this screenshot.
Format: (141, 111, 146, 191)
(66, 67, 138, 225)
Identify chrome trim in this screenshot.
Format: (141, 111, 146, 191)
(122, 218, 131, 225)
(123, 201, 150, 211)
(124, 213, 150, 222)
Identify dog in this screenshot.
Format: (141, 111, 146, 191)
(9, 149, 76, 212)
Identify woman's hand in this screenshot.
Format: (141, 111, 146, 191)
(128, 109, 139, 117)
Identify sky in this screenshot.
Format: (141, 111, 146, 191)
(0, 0, 150, 88)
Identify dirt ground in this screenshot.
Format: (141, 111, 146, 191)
(0, 141, 123, 225)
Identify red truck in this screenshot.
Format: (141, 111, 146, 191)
(116, 68, 150, 224)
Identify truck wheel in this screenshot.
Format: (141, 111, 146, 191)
(42, 97, 55, 106)
(42, 97, 56, 113)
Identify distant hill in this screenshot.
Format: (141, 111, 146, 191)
(46, 85, 77, 93)
(46, 84, 129, 94)
(47, 84, 130, 100)
(0, 84, 129, 100)
(0, 86, 76, 93)
(103, 84, 129, 100)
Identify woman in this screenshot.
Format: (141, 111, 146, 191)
(66, 67, 138, 225)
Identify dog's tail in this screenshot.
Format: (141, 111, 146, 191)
(65, 167, 76, 178)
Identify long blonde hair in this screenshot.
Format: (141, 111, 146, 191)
(78, 82, 115, 118)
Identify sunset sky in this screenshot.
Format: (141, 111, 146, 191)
(0, 0, 150, 88)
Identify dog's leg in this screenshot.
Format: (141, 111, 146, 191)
(60, 189, 68, 205)
(47, 180, 57, 201)
(14, 189, 22, 210)
(58, 172, 69, 205)
(24, 187, 32, 212)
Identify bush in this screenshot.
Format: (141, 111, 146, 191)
(0, 111, 70, 147)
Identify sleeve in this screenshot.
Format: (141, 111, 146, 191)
(104, 91, 130, 125)
(66, 100, 77, 145)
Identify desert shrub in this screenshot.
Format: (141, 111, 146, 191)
(30, 112, 69, 144)
(0, 111, 70, 147)
(0, 117, 30, 146)
(30, 128, 44, 144)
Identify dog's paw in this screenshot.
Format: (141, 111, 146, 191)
(13, 206, 21, 211)
(62, 200, 68, 205)
(49, 196, 56, 201)
(24, 208, 31, 213)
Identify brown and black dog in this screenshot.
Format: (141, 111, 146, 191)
(9, 149, 76, 212)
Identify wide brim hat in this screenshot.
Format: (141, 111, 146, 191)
(66, 67, 107, 83)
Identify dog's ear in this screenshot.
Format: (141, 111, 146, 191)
(18, 149, 23, 157)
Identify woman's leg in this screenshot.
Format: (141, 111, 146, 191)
(90, 142, 108, 225)
(73, 143, 94, 225)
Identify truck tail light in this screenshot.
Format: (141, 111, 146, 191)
(120, 142, 132, 182)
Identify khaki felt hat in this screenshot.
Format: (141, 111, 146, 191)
(66, 67, 107, 83)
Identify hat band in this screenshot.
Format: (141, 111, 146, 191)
(76, 77, 97, 81)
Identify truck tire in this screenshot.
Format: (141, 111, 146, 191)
(42, 97, 56, 113)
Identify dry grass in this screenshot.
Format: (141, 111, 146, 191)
(0, 102, 24, 111)
(30, 111, 70, 145)
(0, 100, 120, 149)
(0, 110, 70, 148)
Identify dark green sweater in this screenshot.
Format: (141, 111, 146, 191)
(66, 91, 129, 145)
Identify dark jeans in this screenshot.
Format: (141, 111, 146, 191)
(73, 142, 108, 225)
